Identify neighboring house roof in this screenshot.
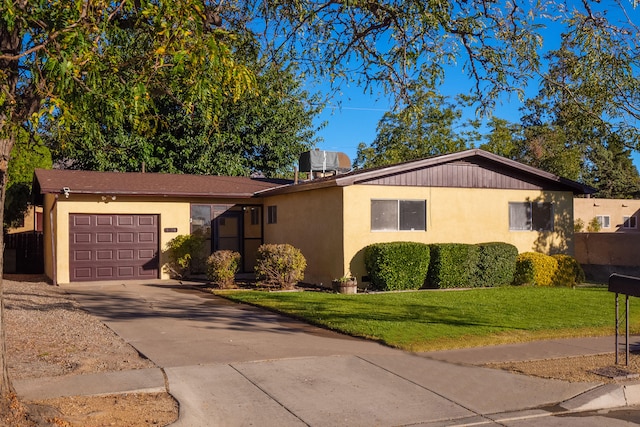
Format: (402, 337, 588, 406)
(258, 149, 597, 196)
(33, 169, 292, 200)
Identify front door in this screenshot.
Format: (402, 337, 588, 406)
(213, 210, 243, 257)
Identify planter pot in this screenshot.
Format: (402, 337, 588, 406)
(332, 279, 357, 294)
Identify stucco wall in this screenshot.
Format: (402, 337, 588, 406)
(46, 194, 251, 284)
(341, 186, 574, 285)
(574, 232, 640, 266)
(262, 187, 344, 286)
(263, 185, 574, 287)
(574, 198, 640, 233)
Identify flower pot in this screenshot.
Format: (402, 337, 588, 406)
(332, 278, 357, 294)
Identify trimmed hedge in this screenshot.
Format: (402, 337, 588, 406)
(552, 254, 586, 287)
(512, 252, 559, 286)
(476, 243, 519, 287)
(427, 244, 480, 289)
(364, 242, 430, 291)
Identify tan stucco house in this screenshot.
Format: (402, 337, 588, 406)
(34, 149, 594, 286)
(573, 198, 640, 279)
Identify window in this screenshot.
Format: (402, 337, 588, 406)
(623, 215, 637, 229)
(371, 199, 426, 231)
(267, 206, 277, 224)
(250, 208, 260, 225)
(596, 215, 610, 229)
(509, 202, 554, 231)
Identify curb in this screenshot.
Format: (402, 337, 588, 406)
(13, 368, 166, 401)
(560, 382, 640, 412)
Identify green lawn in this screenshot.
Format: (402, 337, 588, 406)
(214, 286, 640, 351)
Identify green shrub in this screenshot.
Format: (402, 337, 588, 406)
(512, 252, 558, 286)
(476, 243, 518, 287)
(255, 244, 306, 290)
(207, 250, 241, 288)
(165, 233, 207, 278)
(364, 242, 430, 291)
(427, 244, 480, 289)
(587, 217, 602, 232)
(551, 254, 586, 287)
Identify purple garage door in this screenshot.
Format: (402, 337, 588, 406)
(69, 214, 159, 282)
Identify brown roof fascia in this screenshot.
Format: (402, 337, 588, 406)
(257, 149, 596, 196)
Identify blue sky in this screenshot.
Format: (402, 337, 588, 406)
(307, 2, 640, 170)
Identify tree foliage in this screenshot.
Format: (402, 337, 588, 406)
(353, 90, 477, 168)
(51, 60, 323, 176)
(5, 131, 52, 228)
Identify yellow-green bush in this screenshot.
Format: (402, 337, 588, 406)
(551, 254, 586, 287)
(165, 233, 207, 278)
(513, 252, 558, 286)
(255, 244, 306, 290)
(207, 250, 241, 288)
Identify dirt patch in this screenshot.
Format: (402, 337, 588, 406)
(3, 276, 178, 427)
(486, 352, 640, 383)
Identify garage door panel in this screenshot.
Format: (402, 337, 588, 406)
(74, 233, 92, 244)
(73, 215, 92, 227)
(138, 232, 155, 243)
(96, 216, 113, 226)
(96, 233, 114, 243)
(138, 216, 155, 226)
(118, 216, 134, 226)
(73, 250, 92, 261)
(73, 267, 92, 279)
(69, 214, 158, 282)
(118, 233, 134, 243)
(118, 266, 135, 277)
(96, 250, 114, 260)
(118, 249, 134, 260)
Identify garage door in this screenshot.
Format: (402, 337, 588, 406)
(69, 214, 159, 282)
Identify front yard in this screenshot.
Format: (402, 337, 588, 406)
(215, 286, 640, 351)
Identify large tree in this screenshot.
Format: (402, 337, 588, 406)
(0, 0, 256, 404)
(513, 37, 640, 195)
(50, 60, 323, 177)
(353, 91, 478, 168)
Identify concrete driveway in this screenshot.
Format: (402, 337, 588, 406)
(62, 280, 602, 426)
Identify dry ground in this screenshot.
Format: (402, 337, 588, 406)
(3, 276, 640, 426)
(2, 276, 178, 427)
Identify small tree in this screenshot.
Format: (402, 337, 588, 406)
(255, 244, 306, 290)
(587, 217, 602, 232)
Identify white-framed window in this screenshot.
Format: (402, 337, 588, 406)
(371, 199, 426, 231)
(596, 215, 610, 229)
(623, 215, 637, 229)
(509, 202, 554, 231)
(267, 206, 277, 224)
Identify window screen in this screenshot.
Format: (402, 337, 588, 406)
(509, 202, 553, 231)
(371, 200, 426, 231)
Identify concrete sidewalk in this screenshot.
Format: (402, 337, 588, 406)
(13, 281, 640, 426)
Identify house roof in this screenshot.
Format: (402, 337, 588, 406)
(33, 169, 292, 199)
(257, 149, 597, 196)
(32, 150, 596, 202)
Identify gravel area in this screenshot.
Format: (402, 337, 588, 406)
(3, 275, 178, 427)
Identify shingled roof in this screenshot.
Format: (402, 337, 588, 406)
(33, 169, 292, 199)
